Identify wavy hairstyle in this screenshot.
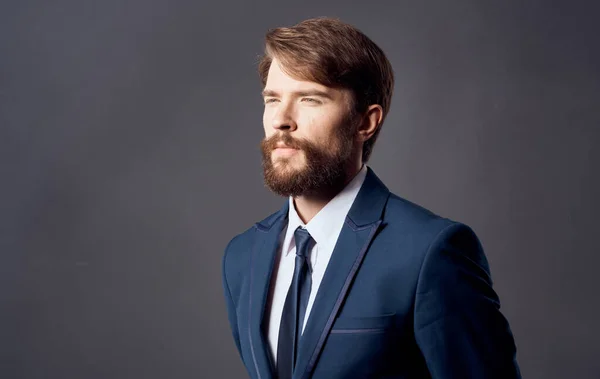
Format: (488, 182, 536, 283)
(258, 17, 395, 163)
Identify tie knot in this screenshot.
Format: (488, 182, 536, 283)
(294, 227, 313, 259)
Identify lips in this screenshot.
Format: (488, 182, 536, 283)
(272, 145, 300, 158)
(275, 144, 298, 150)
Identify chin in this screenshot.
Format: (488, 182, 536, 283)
(274, 164, 305, 179)
(272, 155, 305, 169)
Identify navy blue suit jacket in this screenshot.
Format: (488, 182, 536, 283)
(222, 167, 521, 378)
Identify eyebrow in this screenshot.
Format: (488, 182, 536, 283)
(261, 89, 333, 99)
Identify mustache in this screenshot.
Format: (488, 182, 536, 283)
(263, 133, 308, 151)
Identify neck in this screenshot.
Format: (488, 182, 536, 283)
(293, 160, 363, 224)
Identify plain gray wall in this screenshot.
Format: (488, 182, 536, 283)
(1, 1, 599, 378)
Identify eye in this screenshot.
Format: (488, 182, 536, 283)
(301, 98, 322, 104)
(264, 98, 279, 104)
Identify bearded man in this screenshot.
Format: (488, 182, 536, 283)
(222, 17, 521, 379)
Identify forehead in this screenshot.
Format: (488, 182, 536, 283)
(265, 58, 342, 96)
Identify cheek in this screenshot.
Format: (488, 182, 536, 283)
(309, 114, 344, 142)
(262, 111, 272, 136)
(304, 113, 333, 138)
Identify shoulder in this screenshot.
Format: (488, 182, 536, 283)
(224, 206, 284, 250)
(383, 192, 456, 235)
(222, 207, 285, 274)
(381, 192, 482, 259)
(384, 192, 489, 276)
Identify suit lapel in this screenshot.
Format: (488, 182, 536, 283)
(248, 202, 289, 379)
(293, 167, 390, 379)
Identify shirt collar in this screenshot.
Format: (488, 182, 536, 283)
(285, 164, 368, 256)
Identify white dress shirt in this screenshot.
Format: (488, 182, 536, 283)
(265, 164, 368, 363)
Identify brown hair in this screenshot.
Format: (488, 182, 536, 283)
(258, 17, 394, 163)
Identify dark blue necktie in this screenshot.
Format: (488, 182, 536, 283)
(276, 227, 314, 379)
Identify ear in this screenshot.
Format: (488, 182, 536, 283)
(357, 104, 383, 143)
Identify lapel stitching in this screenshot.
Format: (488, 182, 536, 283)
(249, 214, 285, 379)
(299, 218, 383, 379)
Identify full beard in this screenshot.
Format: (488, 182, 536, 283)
(260, 129, 355, 198)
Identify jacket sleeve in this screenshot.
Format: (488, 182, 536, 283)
(414, 222, 522, 378)
(222, 239, 244, 363)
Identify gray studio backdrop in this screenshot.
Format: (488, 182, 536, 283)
(1, 1, 599, 378)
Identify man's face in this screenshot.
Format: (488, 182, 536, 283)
(260, 58, 357, 197)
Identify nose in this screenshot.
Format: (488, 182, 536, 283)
(270, 102, 297, 132)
